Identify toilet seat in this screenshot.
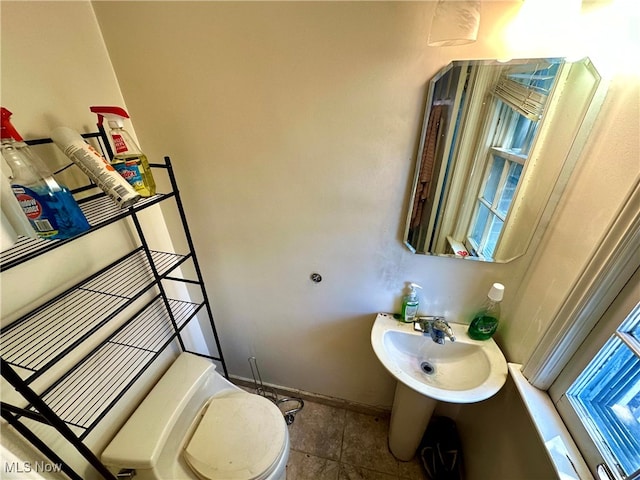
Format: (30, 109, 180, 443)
(183, 391, 286, 480)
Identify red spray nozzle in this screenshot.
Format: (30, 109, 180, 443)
(89, 106, 130, 126)
(1, 107, 24, 141)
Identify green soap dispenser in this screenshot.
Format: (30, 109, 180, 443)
(401, 283, 422, 323)
(468, 283, 504, 340)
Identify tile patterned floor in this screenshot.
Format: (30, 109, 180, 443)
(284, 400, 428, 480)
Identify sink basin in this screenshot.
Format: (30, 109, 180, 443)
(372, 312, 508, 460)
(373, 313, 507, 403)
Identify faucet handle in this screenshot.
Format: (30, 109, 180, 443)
(414, 316, 437, 333)
(433, 318, 456, 342)
(414, 316, 443, 332)
(414, 316, 455, 343)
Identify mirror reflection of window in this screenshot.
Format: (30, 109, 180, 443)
(467, 62, 560, 260)
(404, 57, 604, 262)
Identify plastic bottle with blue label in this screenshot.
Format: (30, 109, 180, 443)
(0, 108, 90, 240)
(90, 106, 156, 197)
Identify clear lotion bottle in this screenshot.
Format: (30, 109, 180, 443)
(468, 283, 504, 340)
(401, 283, 422, 323)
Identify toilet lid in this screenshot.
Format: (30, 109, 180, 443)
(183, 392, 286, 480)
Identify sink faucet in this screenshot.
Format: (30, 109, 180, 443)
(417, 316, 456, 344)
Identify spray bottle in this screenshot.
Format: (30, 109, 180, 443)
(401, 283, 422, 323)
(89, 106, 155, 197)
(1, 167, 37, 241)
(0, 108, 90, 240)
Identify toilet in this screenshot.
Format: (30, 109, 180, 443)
(102, 353, 289, 480)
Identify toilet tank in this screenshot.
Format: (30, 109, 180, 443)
(102, 353, 234, 471)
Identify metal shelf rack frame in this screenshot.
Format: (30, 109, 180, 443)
(1, 131, 227, 480)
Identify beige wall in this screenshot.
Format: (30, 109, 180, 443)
(454, 374, 558, 480)
(1, 0, 638, 478)
(91, 1, 520, 407)
(0, 1, 136, 319)
(91, 0, 639, 405)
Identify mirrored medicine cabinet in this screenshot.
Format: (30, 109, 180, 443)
(404, 57, 605, 263)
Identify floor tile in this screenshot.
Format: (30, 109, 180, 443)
(240, 383, 431, 479)
(398, 456, 428, 480)
(287, 450, 340, 480)
(339, 463, 399, 480)
(288, 400, 346, 461)
(340, 410, 398, 476)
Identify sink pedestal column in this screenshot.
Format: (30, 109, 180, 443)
(388, 381, 437, 461)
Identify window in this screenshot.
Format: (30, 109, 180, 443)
(467, 145, 525, 259)
(552, 265, 640, 480)
(566, 301, 640, 479)
(465, 62, 560, 260)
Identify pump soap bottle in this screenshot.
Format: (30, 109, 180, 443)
(401, 283, 422, 323)
(468, 283, 504, 340)
(1, 108, 90, 240)
(90, 106, 156, 197)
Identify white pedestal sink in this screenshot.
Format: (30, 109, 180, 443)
(371, 312, 507, 461)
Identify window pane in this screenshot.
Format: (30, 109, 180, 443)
(509, 114, 538, 154)
(497, 162, 523, 217)
(567, 332, 640, 478)
(482, 156, 505, 204)
(621, 303, 640, 341)
(483, 216, 503, 259)
(470, 203, 490, 246)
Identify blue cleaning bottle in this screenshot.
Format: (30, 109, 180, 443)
(1, 108, 90, 240)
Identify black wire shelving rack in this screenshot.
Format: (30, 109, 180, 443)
(0, 130, 227, 480)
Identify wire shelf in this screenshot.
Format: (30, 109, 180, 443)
(32, 296, 199, 438)
(0, 191, 173, 272)
(0, 249, 188, 382)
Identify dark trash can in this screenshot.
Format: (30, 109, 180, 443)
(419, 416, 464, 480)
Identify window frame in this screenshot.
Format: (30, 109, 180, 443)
(522, 181, 640, 389)
(521, 180, 640, 478)
(550, 266, 640, 478)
